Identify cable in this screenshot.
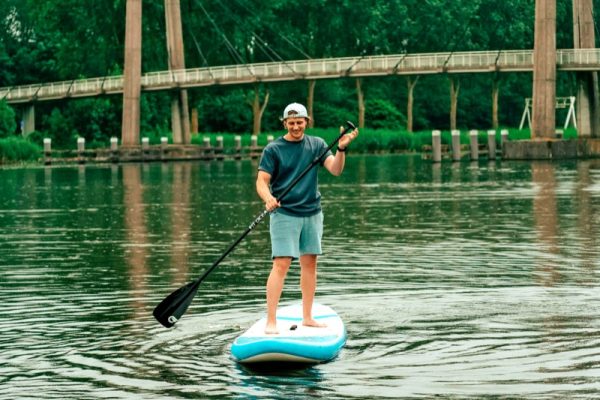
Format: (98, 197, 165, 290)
(229, 0, 312, 59)
(195, 0, 247, 65)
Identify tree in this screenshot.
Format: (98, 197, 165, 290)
(0, 101, 16, 137)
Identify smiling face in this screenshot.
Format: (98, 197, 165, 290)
(283, 116, 308, 141)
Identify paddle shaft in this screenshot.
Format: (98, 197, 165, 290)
(193, 121, 356, 287)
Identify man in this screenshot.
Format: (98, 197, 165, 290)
(256, 102, 358, 334)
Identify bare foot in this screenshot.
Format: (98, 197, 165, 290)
(264, 324, 279, 335)
(303, 319, 327, 328)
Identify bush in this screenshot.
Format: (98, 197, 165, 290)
(365, 99, 406, 129)
(0, 137, 41, 163)
(0, 101, 16, 138)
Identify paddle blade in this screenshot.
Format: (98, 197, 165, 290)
(153, 280, 200, 328)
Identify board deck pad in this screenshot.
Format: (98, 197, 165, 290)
(231, 303, 346, 363)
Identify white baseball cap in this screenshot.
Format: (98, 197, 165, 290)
(282, 103, 309, 120)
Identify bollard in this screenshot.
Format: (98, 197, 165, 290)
(110, 137, 119, 163)
(469, 130, 479, 161)
(487, 130, 496, 160)
(432, 130, 441, 163)
(43, 138, 52, 165)
(500, 130, 509, 158)
(267, 135, 274, 143)
(160, 137, 168, 161)
(234, 135, 242, 159)
(501, 129, 509, 147)
(77, 137, 85, 164)
(203, 137, 212, 159)
(141, 137, 150, 161)
(216, 136, 224, 160)
(451, 130, 461, 162)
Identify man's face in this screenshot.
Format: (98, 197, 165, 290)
(284, 117, 307, 140)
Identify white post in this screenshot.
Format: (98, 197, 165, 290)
(487, 130, 496, 160)
(432, 130, 441, 163)
(469, 130, 479, 161)
(451, 130, 461, 161)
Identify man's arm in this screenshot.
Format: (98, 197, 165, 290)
(256, 170, 280, 211)
(323, 126, 359, 176)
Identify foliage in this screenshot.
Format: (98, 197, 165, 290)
(0, 101, 17, 137)
(0, 0, 593, 143)
(0, 136, 40, 162)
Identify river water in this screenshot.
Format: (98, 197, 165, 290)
(0, 155, 599, 399)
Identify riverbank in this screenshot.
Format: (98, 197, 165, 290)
(0, 127, 580, 165)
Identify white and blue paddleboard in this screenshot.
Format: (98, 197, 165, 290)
(231, 303, 346, 363)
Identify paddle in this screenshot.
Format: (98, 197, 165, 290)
(153, 121, 357, 328)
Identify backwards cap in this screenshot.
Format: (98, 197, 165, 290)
(282, 103, 309, 120)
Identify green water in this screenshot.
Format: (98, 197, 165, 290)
(0, 155, 599, 399)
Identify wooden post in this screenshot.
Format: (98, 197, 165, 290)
(110, 137, 119, 163)
(469, 130, 479, 161)
(160, 137, 168, 161)
(500, 129, 509, 147)
(77, 137, 85, 164)
(141, 137, 149, 161)
(432, 130, 441, 163)
(451, 130, 461, 162)
(487, 130, 496, 160)
(203, 137, 211, 159)
(216, 135, 224, 160)
(43, 138, 52, 165)
(234, 135, 242, 159)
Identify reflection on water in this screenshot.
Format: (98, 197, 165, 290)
(0, 156, 599, 399)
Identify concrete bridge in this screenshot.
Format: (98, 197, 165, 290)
(3, 49, 600, 104)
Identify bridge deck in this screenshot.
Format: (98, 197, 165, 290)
(2, 49, 600, 104)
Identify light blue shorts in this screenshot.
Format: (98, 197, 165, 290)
(269, 211, 324, 259)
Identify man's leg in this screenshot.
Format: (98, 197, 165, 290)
(265, 256, 292, 334)
(300, 254, 326, 328)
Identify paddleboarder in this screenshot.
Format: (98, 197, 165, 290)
(256, 103, 358, 334)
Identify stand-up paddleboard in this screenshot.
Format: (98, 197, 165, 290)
(231, 303, 346, 363)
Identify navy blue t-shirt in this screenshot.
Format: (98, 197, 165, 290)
(258, 135, 332, 217)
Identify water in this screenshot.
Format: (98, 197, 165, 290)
(0, 155, 599, 399)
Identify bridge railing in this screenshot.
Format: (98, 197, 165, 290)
(3, 49, 600, 104)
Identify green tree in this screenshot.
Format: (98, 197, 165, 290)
(0, 101, 17, 137)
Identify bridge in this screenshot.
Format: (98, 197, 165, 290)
(3, 49, 600, 104)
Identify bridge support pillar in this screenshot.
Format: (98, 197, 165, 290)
(573, 0, 600, 138)
(532, 0, 556, 139)
(22, 104, 35, 136)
